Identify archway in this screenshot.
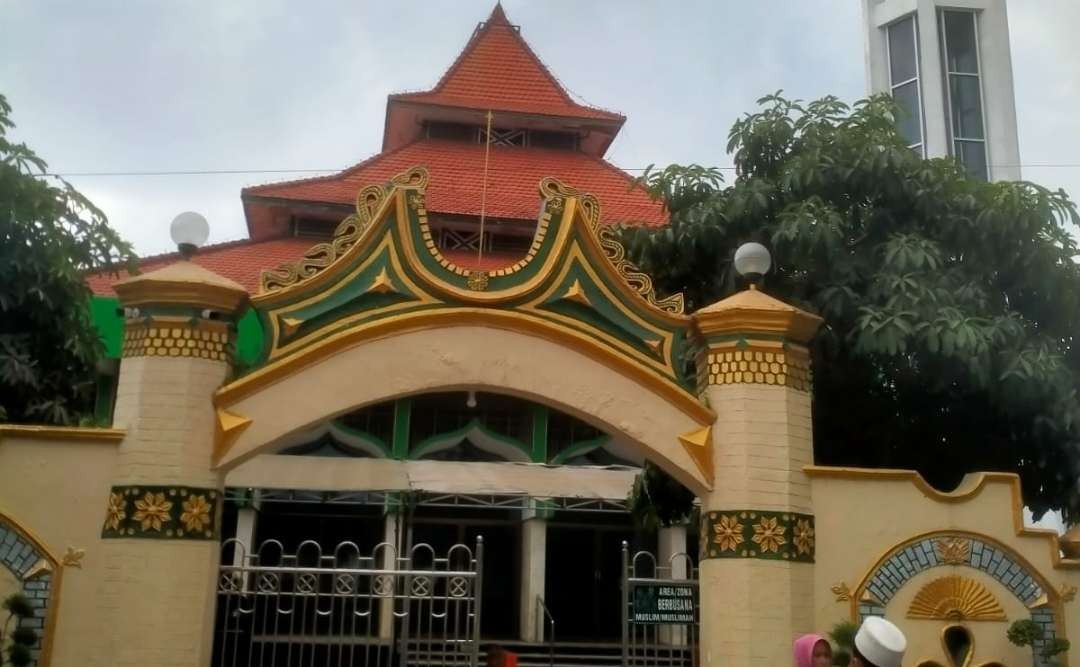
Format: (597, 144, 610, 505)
(213, 323, 714, 495)
(0, 510, 62, 667)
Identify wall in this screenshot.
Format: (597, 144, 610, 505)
(0, 429, 121, 667)
(810, 467, 1079, 666)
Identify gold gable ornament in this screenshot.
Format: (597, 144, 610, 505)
(907, 575, 1006, 621)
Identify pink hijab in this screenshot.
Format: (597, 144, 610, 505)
(794, 634, 829, 667)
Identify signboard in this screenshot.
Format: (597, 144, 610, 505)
(630, 583, 696, 624)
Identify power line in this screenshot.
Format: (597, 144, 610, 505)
(39, 163, 1080, 178)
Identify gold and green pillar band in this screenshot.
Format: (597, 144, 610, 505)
(101, 485, 220, 540)
(701, 510, 815, 562)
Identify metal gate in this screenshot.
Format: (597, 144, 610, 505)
(213, 537, 483, 667)
(621, 543, 699, 667)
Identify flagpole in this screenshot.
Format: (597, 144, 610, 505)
(477, 110, 493, 265)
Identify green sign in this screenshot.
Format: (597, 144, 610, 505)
(630, 583, 696, 624)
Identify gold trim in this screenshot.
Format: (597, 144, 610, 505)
(693, 289, 822, 344)
(0, 506, 63, 667)
(121, 318, 231, 361)
(60, 547, 85, 569)
(1061, 583, 1077, 603)
(254, 179, 397, 302)
(214, 409, 252, 464)
(702, 342, 810, 391)
(0, 425, 125, 443)
(214, 310, 715, 470)
(906, 575, 1007, 621)
(367, 267, 397, 294)
(678, 425, 713, 481)
(520, 242, 678, 375)
(832, 582, 852, 601)
(115, 278, 247, 313)
(263, 233, 440, 361)
(560, 279, 592, 306)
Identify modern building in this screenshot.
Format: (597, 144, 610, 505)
(862, 0, 1021, 180)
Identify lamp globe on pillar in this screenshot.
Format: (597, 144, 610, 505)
(733, 241, 772, 288)
(170, 211, 210, 258)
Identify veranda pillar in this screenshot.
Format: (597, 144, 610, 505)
(691, 287, 822, 667)
(97, 262, 247, 666)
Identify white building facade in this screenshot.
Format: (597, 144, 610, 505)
(862, 0, 1021, 181)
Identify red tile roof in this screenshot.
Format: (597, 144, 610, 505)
(389, 4, 623, 122)
(87, 237, 316, 296)
(87, 239, 530, 296)
(244, 139, 666, 226)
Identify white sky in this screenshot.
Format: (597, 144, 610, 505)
(1, 0, 1077, 255)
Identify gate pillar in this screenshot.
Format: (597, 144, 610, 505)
(691, 287, 822, 666)
(96, 261, 247, 666)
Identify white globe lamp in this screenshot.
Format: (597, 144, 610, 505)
(733, 242, 772, 287)
(170, 211, 210, 258)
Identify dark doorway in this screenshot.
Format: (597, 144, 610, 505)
(410, 516, 520, 639)
(545, 520, 649, 641)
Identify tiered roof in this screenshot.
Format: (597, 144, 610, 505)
(89, 3, 665, 296)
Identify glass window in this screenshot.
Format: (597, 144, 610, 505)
(886, 15, 923, 152)
(942, 11, 978, 73)
(940, 10, 987, 180)
(955, 141, 988, 180)
(893, 81, 922, 147)
(949, 75, 984, 139)
(887, 17, 918, 83)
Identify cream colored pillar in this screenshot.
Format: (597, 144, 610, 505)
(518, 505, 548, 642)
(96, 261, 247, 667)
(692, 287, 822, 667)
(378, 509, 401, 640)
(658, 524, 688, 645)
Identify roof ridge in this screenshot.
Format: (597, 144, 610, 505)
(406, 4, 616, 118)
(578, 151, 670, 222)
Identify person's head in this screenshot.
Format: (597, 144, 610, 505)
(794, 634, 833, 667)
(852, 617, 907, 667)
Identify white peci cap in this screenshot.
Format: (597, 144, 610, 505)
(855, 617, 907, 667)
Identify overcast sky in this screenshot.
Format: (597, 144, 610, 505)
(2, 0, 1077, 256)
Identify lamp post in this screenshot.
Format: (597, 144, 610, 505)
(733, 242, 772, 288)
(170, 211, 210, 258)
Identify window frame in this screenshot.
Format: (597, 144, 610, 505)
(939, 8, 991, 179)
(885, 13, 926, 155)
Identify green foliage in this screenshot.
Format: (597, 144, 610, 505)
(1, 593, 36, 667)
(1007, 619, 1044, 648)
(1042, 637, 1070, 660)
(628, 461, 697, 530)
(1008, 620, 1070, 666)
(0, 93, 135, 425)
(829, 620, 857, 666)
(623, 92, 1080, 515)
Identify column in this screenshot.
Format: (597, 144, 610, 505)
(95, 261, 248, 666)
(379, 508, 401, 640)
(692, 288, 822, 667)
(658, 523, 688, 645)
(518, 504, 548, 642)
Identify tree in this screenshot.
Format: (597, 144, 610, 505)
(0, 93, 135, 425)
(1, 593, 35, 667)
(622, 93, 1080, 516)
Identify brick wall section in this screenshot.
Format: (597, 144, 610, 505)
(0, 523, 53, 667)
(698, 382, 815, 667)
(94, 354, 227, 665)
(112, 356, 226, 486)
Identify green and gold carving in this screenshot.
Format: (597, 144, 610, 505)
(101, 485, 220, 540)
(122, 318, 231, 362)
(701, 510, 815, 562)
